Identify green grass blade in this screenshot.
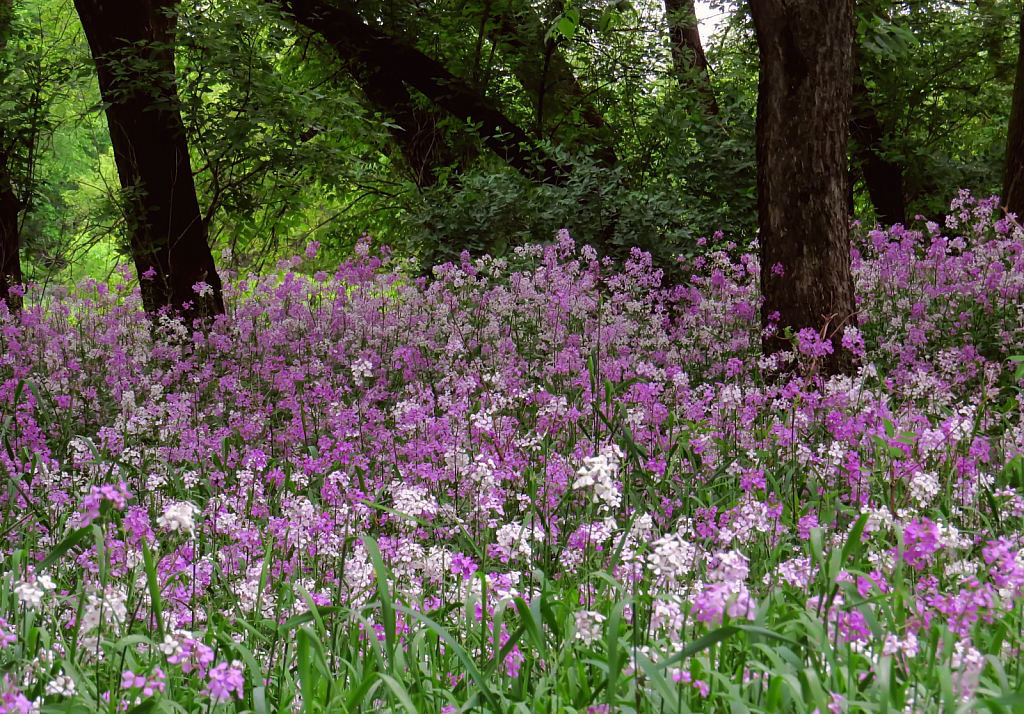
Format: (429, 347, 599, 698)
(378, 673, 420, 714)
(395, 604, 502, 713)
(38, 526, 90, 572)
(363, 536, 396, 664)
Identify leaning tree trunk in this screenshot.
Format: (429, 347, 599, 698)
(850, 52, 905, 227)
(356, 61, 463, 189)
(663, 0, 718, 113)
(487, 4, 617, 165)
(73, 0, 224, 319)
(750, 0, 857, 376)
(279, 0, 564, 186)
(1003, 8, 1024, 221)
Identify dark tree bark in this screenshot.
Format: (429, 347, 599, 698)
(0, 0, 21, 315)
(750, 0, 857, 376)
(664, 0, 718, 113)
(278, 0, 564, 185)
(849, 56, 906, 227)
(356, 62, 463, 188)
(73, 0, 224, 319)
(295, 26, 466, 190)
(0, 142, 21, 316)
(1003, 8, 1024, 220)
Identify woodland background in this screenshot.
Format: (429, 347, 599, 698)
(0, 0, 1014, 295)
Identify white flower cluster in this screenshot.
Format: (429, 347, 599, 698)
(44, 672, 76, 697)
(882, 632, 920, 659)
(945, 406, 975, 442)
(14, 574, 56, 609)
(943, 558, 979, 579)
(951, 639, 986, 699)
(650, 598, 686, 638)
(351, 357, 373, 387)
(80, 586, 128, 633)
(157, 501, 201, 536)
(494, 522, 545, 560)
(934, 521, 971, 550)
(909, 471, 941, 506)
(718, 496, 773, 545)
(573, 610, 606, 646)
(709, 550, 750, 584)
(572, 445, 624, 511)
(158, 632, 187, 658)
(647, 531, 699, 581)
(861, 505, 895, 534)
(768, 557, 816, 588)
(421, 546, 454, 584)
(391, 483, 440, 522)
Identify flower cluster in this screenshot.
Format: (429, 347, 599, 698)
(1, 192, 1024, 708)
(79, 482, 131, 527)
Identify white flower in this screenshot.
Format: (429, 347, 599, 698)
(862, 505, 894, 534)
(882, 632, 919, 659)
(768, 557, 816, 588)
(391, 484, 439, 522)
(157, 501, 200, 536)
(647, 531, 699, 580)
(158, 633, 183, 657)
(14, 574, 55, 609)
(909, 471, 941, 506)
(573, 446, 624, 511)
(351, 358, 373, 387)
(45, 673, 76, 697)
(79, 587, 128, 633)
(495, 522, 544, 560)
(574, 610, 606, 646)
(709, 550, 750, 584)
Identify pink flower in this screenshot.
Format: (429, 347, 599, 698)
(202, 661, 245, 703)
(122, 668, 166, 697)
(795, 328, 834, 358)
(168, 638, 215, 677)
(80, 482, 131, 527)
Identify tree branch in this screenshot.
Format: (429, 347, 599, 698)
(277, 0, 566, 185)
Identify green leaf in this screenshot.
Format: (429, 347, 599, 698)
(378, 673, 420, 714)
(735, 625, 798, 648)
(125, 701, 157, 714)
(657, 626, 740, 670)
(141, 537, 164, 637)
(395, 604, 502, 713)
(606, 598, 630, 710)
(38, 527, 91, 572)
(297, 626, 318, 712)
(363, 536, 396, 664)
(635, 650, 690, 714)
(556, 16, 576, 40)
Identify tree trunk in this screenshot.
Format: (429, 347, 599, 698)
(0, 0, 21, 315)
(750, 0, 857, 376)
(1003, 8, 1024, 221)
(663, 0, 718, 113)
(850, 56, 906, 227)
(0, 149, 21, 315)
(73, 0, 224, 319)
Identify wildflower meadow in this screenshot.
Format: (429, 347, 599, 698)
(5, 193, 1024, 713)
